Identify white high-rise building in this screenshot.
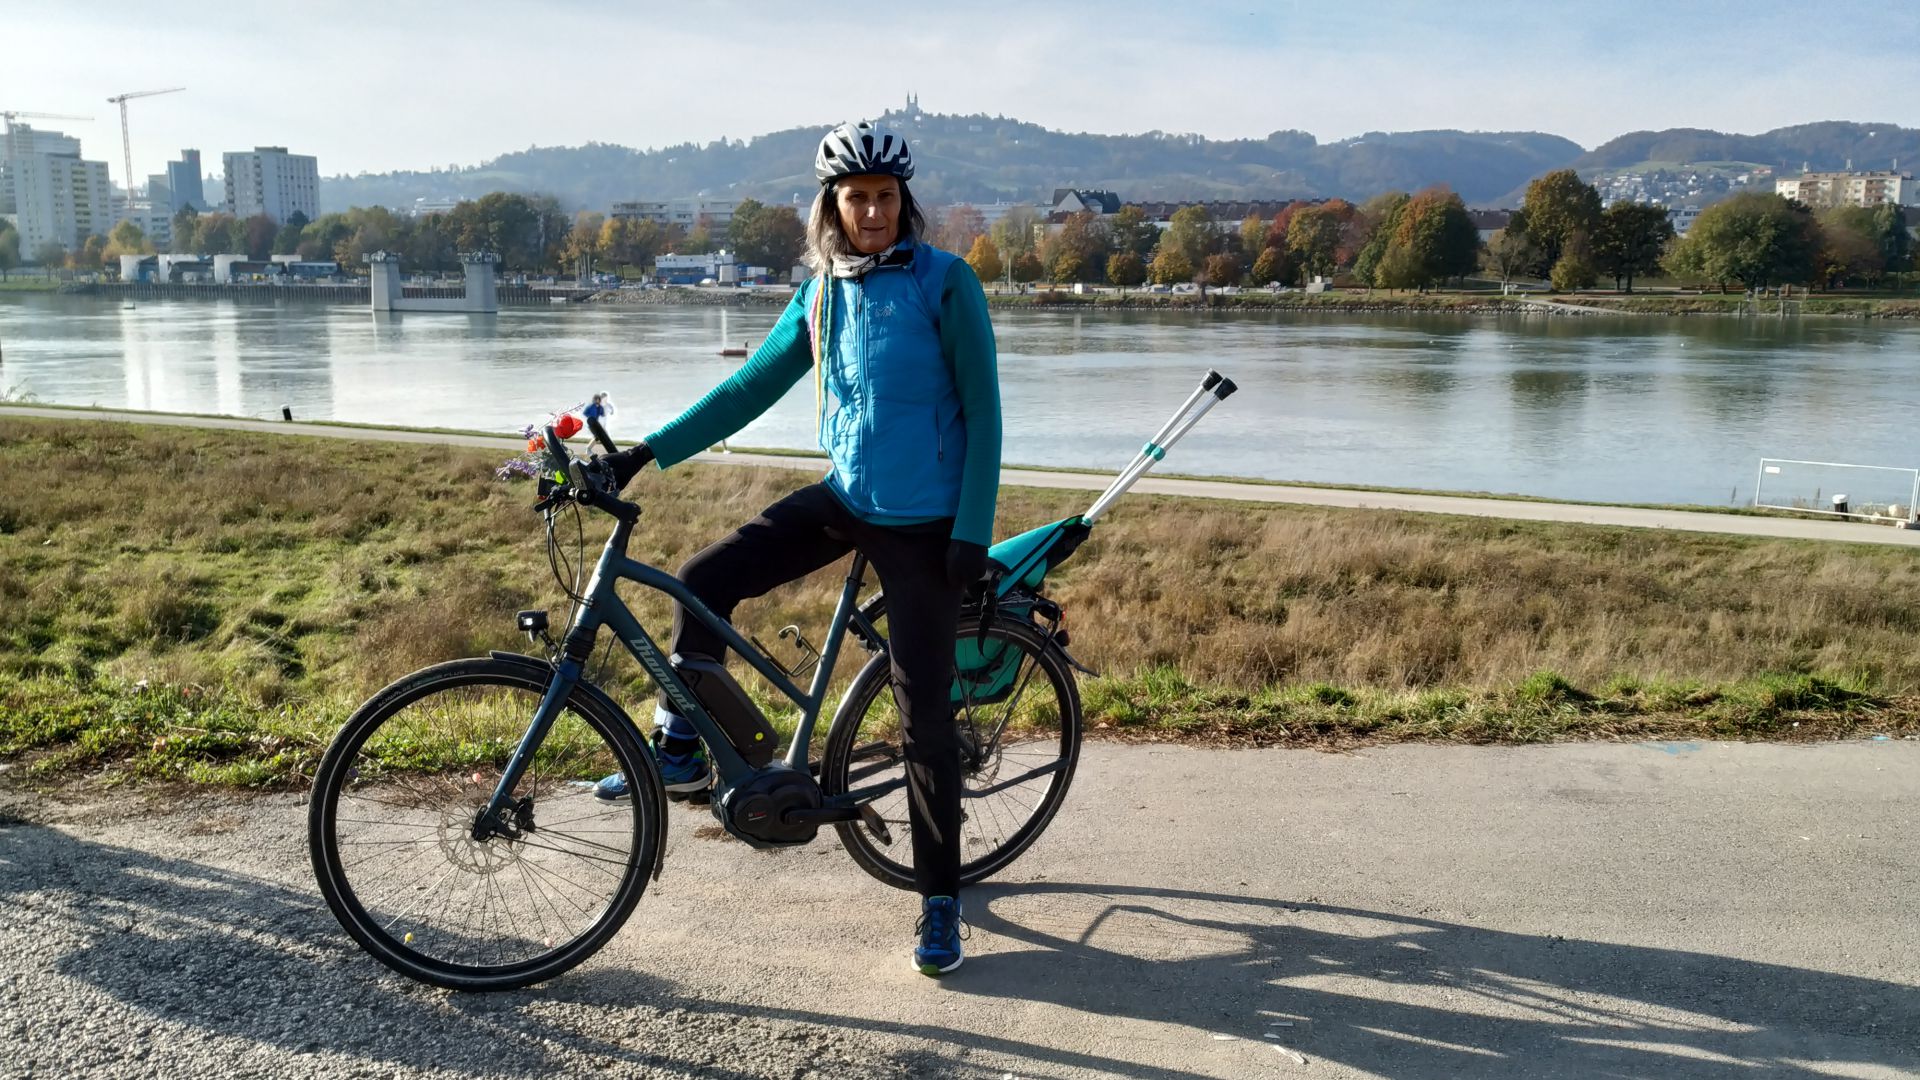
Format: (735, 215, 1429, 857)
(3, 124, 112, 259)
(222, 146, 319, 223)
(0, 124, 83, 215)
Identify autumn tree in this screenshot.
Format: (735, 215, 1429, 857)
(1815, 206, 1884, 289)
(935, 205, 988, 254)
(727, 200, 805, 270)
(273, 210, 310, 256)
(1249, 247, 1287, 286)
(103, 219, 154, 261)
(71, 233, 107, 270)
(1518, 169, 1603, 276)
(1164, 205, 1218, 269)
(1040, 211, 1111, 282)
(0, 221, 18, 280)
(1200, 252, 1243, 291)
(169, 206, 200, 254)
(1238, 215, 1267, 260)
(1483, 228, 1537, 285)
(1106, 205, 1158, 261)
(1106, 251, 1146, 289)
(1010, 250, 1044, 284)
(965, 234, 1002, 285)
(32, 240, 67, 269)
(1663, 192, 1818, 293)
(243, 213, 278, 260)
(992, 206, 1042, 260)
(1148, 246, 1193, 285)
(1592, 202, 1674, 292)
(600, 216, 670, 273)
(564, 211, 606, 277)
(1352, 193, 1409, 285)
(1288, 202, 1351, 279)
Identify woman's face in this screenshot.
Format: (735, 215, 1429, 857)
(835, 176, 902, 255)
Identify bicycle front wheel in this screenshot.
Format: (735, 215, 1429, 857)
(309, 657, 662, 991)
(821, 615, 1082, 891)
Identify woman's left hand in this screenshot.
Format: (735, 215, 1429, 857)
(945, 540, 988, 590)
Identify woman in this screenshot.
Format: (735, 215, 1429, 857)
(596, 119, 1000, 976)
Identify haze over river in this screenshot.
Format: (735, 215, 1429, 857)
(5, 294, 1918, 507)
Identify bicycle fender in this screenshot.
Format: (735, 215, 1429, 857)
(487, 651, 671, 882)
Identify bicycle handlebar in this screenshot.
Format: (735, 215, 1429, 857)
(540, 424, 642, 524)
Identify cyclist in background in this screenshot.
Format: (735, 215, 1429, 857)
(595, 120, 1001, 976)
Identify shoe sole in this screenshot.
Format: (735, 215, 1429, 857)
(914, 953, 963, 977)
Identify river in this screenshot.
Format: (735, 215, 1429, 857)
(3, 293, 1917, 507)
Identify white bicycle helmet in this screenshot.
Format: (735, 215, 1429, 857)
(814, 120, 915, 185)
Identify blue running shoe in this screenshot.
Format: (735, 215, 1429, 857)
(914, 895, 965, 976)
(594, 733, 710, 801)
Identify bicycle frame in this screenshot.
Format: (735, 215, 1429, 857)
(476, 509, 886, 835)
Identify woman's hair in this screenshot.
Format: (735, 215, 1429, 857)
(803, 179, 927, 271)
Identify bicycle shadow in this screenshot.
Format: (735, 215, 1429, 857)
(0, 819, 1107, 1079)
(934, 880, 1920, 1079)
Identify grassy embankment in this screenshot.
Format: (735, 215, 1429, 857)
(2, 417, 1916, 790)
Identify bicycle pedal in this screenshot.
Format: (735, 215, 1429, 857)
(858, 803, 894, 846)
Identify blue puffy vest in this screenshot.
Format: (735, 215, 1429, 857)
(811, 243, 966, 520)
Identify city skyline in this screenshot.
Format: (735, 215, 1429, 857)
(6, 0, 1919, 185)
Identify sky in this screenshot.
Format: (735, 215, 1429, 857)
(5, 0, 1917, 185)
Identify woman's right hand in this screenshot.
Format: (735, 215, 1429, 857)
(603, 441, 654, 489)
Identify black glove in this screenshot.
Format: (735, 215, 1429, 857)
(945, 539, 989, 591)
(602, 441, 654, 490)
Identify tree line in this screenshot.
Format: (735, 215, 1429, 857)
(938, 169, 1914, 296)
(15, 169, 1909, 296)
(13, 192, 810, 279)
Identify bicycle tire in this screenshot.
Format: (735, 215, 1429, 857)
(820, 615, 1082, 891)
(309, 656, 664, 991)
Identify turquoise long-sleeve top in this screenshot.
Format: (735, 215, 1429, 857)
(645, 248, 1002, 546)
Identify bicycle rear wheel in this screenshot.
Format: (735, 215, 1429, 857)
(821, 615, 1082, 891)
(309, 657, 662, 991)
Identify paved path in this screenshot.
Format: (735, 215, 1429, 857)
(5, 405, 1919, 548)
(4, 741, 1916, 1078)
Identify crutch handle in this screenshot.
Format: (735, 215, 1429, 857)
(1212, 376, 1238, 400)
(1202, 370, 1223, 391)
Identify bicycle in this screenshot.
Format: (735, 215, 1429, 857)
(308, 370, 1236, 991)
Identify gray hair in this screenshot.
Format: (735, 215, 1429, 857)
(803, 179, 927, 271)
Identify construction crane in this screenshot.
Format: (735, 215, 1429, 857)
(105, 87, 184, 216)
(1, 110, 94, 138)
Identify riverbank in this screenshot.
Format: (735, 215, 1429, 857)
(585, 284, 1920, 317)
(15, 279, 1920, 317)
(2, 417, 1915, 791)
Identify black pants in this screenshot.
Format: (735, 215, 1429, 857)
(665, 483, 964, 898)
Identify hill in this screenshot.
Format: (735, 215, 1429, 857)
(1577, 121, 1920, 173)
(318, 107, 1582, 213)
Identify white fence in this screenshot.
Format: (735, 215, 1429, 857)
(1754, 458, 1920, 524)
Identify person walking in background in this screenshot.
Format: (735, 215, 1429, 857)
(582, 392, 617, 453)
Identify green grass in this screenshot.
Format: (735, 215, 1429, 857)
(0, 278, 62, 293)
(2, 416, 1916, 791)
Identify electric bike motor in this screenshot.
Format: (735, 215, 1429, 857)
(713, 765, 824, 848)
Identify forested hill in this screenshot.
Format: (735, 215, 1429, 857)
(318, 108, 1582, 213)
(1576, 121, 1920, 172)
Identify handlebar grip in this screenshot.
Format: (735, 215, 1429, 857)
(542, 425, 571, 480)
(1212, 376, 1238, 400)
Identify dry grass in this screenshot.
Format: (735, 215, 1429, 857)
(1, 416, 1915, 786)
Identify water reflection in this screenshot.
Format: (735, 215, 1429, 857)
(5, 293, 1919, 506)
